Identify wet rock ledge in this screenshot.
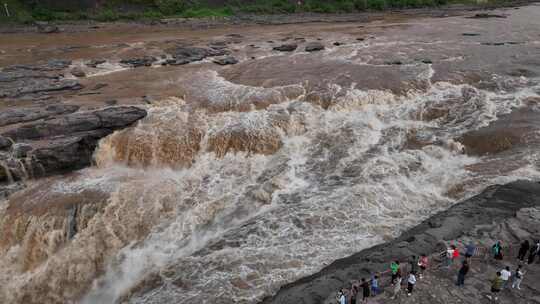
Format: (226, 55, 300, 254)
(261, 180, 540, 304)
(0, 105, 147, 198)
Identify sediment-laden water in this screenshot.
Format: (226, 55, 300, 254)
(1, 4, 540, 304)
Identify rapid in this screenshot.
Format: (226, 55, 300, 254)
(1, 4, 540, 304)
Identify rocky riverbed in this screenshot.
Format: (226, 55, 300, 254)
(1, 3, 540, 304)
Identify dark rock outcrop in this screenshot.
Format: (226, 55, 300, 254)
(35, 22, 60, 34)
(86, 59, 106, 68)
(0, 61, 82, 98)
(386, 60, 404, 65)
(120, 56, 157, 68)
(0, 136, 12, 150)
(305, 42, 325, 52)
(0, 104, 80, 127)
(209, 41, 228, 48)
(0, 77, 81, 98)
(2, 106, 146, 141)
(273, 44, 298, 52)
(164, 46, 230, 65)
(70, 67, 86, 77)
(170, 47, 208, 62)
(3, 59, 72, 72)
(0, 106, 147, 184)
(29, 130, 111, 174)
(470, 13, 507, 18)
(261, 180, 540, 304)
(213, 56, 239, 65)
(481, 42, 506, 46)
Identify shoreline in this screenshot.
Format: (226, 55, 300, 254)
(1, 1, 538, 34)
(261, 180, 540, 303)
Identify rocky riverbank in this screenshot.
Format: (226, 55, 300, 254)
(0, 59, 147, 198)
(262, 180, 540, 304)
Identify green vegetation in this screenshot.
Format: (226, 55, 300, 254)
(0, 0, 32, 23)
(0, 0, 507, 24)
(155, 0, 187, 15)
(182, 7, 233, 18)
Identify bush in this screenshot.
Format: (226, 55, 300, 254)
(269, 0, 297, 13)
(141, 9, 164, 19)
(335, 1, 356, 12)
(367, 0, 386, 9)
(182, 7, 233, 18)
(95, 8, 119, 21)
(240, 0, 296, 14)
(303, 0, 356, 13)
(353, 0, 365, 10)
(31, 7, 56, 21)
(155, 0, 186, 15)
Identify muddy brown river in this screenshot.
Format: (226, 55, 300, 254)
(1, 4, 540, 304)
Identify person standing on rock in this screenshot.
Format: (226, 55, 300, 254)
(446, 245, 454, 267)
(452, 245, 460, 263)
(465, 241, 476, 260)
(418, 254, 428, 279)
(518, 240, 530, 262)
(350, 285, 358, 304)
(390, 275, 402, 299)
(490, 271, 503, 301)
(500, 266, 512, 289)
(492, 241, 503, 260)
(338, 288, 347, 304)
(390, 261, 400, 284)
(512, 265, 524, 290)
(456, 260, 469, 287)
(361, 278, 370, 303)
(406, 271, 417, 296)
(409, 255, 419, 276)
(370, 274, 380, 296)
(529, 240, 540, 264)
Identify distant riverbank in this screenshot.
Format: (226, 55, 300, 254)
(0, 0, 536, 25)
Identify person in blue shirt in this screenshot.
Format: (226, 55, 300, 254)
(371, 275, 380, 296)
(465, 241, 476, 259)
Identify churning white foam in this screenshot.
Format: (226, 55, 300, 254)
(76, 76, 540, 304)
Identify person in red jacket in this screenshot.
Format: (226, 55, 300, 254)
(452, 245, 460, 265)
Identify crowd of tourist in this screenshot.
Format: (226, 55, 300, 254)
(335, 238, 540, 303)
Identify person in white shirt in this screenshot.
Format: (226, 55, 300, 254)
(512, 265, 525, 290)
(391, 275, 402, 299)
(338, 289, 346, 304)
(446, 246, 455, 267)
(500, 266, 512, 289)
(407, 272, 417, 296)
